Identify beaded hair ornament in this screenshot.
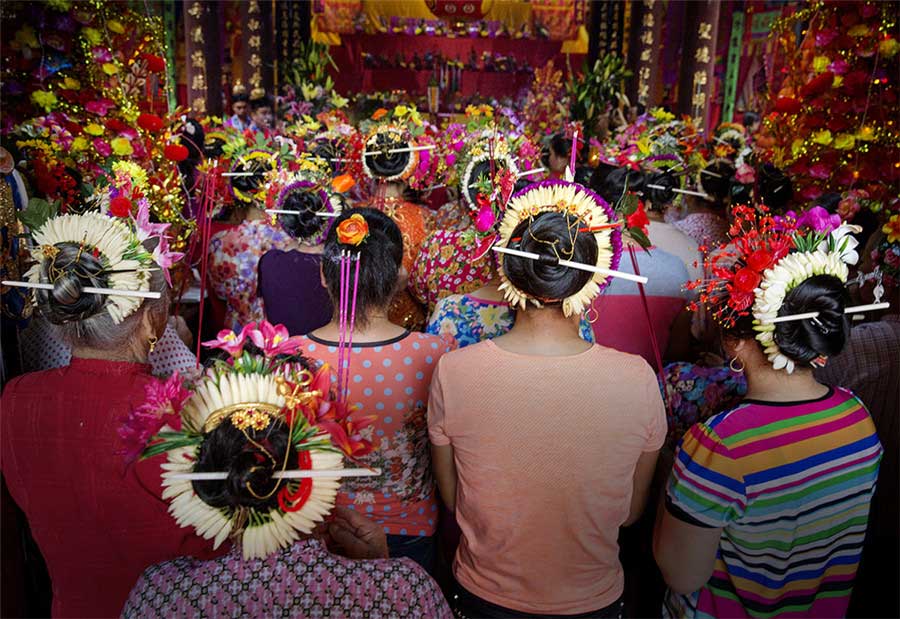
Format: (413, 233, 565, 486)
(688, 205, 887, 373)
(494, 180, 628, 317)
(122, 320, 378, 559)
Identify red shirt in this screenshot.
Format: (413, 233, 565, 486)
(1, 358, 218, 618)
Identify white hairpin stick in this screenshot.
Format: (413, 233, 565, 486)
(363, 144, 436, 156)
(700, 169, 724, 178)
(515, 167, 546, 178)
(763, 302, 891, 324)
(2, 280, 162, 299)
(222, 171, 259, 177)
(167, 467, 382, 481)
(265, 209, 340, 218)
(645, 184, 711, 199)
(492, 246, 648, 284)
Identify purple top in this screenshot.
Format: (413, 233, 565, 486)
(259, 249, 333, 336)
(122, 538, 451, 618)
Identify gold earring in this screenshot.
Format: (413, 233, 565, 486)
(148, 335, 158, 353)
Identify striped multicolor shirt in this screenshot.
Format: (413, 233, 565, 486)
(665, 387, 882, 618)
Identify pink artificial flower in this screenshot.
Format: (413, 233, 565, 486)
(838, 196, 861, 220)
(735, 163, 756, 184)
(133, 199, 171, 242)
(118, 372, 190, 462)
(247, 320, 304, 357)
(85, 98, 116, 116)
(815, 29, 838, 47)
(202, 323, 253, 357)
(93, 138, 112, 157)
(796, 206, 842, 233)
(828, 59, 850, 75)
(799, 185, 824, 202)
(808, 163, 831, 179)
(91, 46, 113, 62)
(151, 236, 185, 286)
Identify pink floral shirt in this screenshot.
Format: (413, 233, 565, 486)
(123, 538, 451, 618)
(207, 219, 292, 331)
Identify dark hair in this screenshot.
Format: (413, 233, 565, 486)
(311, 139, 340, 175)
(364, 132, 411, 179)
(743, 111, 760, 127)
(464, 157, 512, 209)
(179, 119, 205, 162)
(233, 93, 250, 104)
(635, 103, 647, 116)
(549, 133, 571, 160)
(573, 165, 594, 187)
(38, 241, 110, 325)
(321, 208, 403, 323)
(700, 160, 736, 205)
(192, 417, 294, 511)
(596, 166, 645, 206)
(250, 95, 273, 112)
(758, 163, 793, 209)
(726, 274, 850, 365)
(644, 170, 678, 209)
(503, 211, 598, 304)
(230, 156, 273, 198)
(589, 162, 618, 195)
(277, 185, 329, 241)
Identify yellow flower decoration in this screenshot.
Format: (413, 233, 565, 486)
(31, 90, 58, 112)
(883, 215, 900, 244)
(82, 27, 101, 45)
(107, 19, 125, 34)
(102, 63, 119, 76)
(110, 137, 134, 156)
(879, 38, 900, 59)
(791, 138, 805, 158)
(62, 77, 81, 90)
(812, 56, 830, 73)
(250, 411, 270, 431)
(847, 24, 870, 38)
(231, 410, 250, 430)
(811, 130, 833, 145)
(71, 136, 88, 151)
(84, 123, 105, 136)
(857, 126, 876, 141)
(112, 160, 148, 189)
(394, 105, 409, 118)
(833, 133, 855, 150)
(651, 108, 675, 122)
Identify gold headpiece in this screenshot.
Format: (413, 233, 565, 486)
(232, 82, 247, 97)
(250, 87, 267, 101)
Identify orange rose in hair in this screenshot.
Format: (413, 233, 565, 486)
(337, 213, 369, 246)
(331, 173, 355, 193)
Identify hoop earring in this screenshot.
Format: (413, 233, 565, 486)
(729, 357, 744, 373)
(148, 336, 158, 353)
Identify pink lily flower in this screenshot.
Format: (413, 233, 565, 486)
(247, 320, 305, 357)
(134, 199, 171, 242)
(202, 323, 254, 357)
(151, 236, 185, 286)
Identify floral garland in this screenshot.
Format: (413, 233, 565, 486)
(122, 320, 375, 559)
(688, 205, 860, 373)
(496, 180, 623, 317)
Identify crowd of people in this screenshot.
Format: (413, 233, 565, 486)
(1, 80, 897, 619)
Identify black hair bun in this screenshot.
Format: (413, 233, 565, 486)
(179, 119, 205, 161)
(192, 418, 294, 511)
(758, 163, 793, 209)
(700, 160, 736, 204)
(504, 211, 598, 304)
(311, 139, 340, 175)
(278, 187, 327, 240)
(364, 132, 411, 179)
(40, 242, 109, 324)
(644, 170, 677, 207)
(230, 156, 272, 197)
(589, 162, 618, 196)
(774, 274, 850, 365)
(597, 166, 645, 206)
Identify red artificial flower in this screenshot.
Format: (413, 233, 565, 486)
(106, 118, 128, 133)
(137, 113, 165, 133)
(774, 97, 802, 114)
(163, 143, 189, 162)
(745, 249, 773, 272)
(141, 53, 166, 73)
(799, 71, 835, 98)
(729, 290, 755, 312)
(109, 196, 133, 217)
(733, 267, 762, 293)
(626, 200, 650, 232)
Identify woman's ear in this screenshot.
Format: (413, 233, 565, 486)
(320, 262, 327, 289)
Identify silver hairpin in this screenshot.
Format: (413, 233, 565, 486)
(167, 467, 381, 481)
(492, 245, 648, 284)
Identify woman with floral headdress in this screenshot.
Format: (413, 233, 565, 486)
(654, 205, 882, 618)
(356, 107, 437, 330)
(258, 160, 346, 335)
(0, 209, 215, 617)
(120, 321, 450, 618)
(208, 147, 292, 331)
(429, 181, 666, 617)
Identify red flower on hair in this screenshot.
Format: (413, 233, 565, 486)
(745, 249, 773, 272)
(109, 196, 132, 217)
(733, 267, 762, 293)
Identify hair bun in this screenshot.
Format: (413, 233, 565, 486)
(365, 132, 411, 179)
(644, 170, 677, 207)
(774, 274, 850, 365)
(278, 186, 328, 241)
(758, 163, 793, 209)
(40, 243, 108, 324)
(700, 160, 735, 204)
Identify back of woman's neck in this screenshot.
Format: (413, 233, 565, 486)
(494, 308, 590, 356)
(72, 346, 146, 364)
(312, 314, 406, 343)
(744, 367, 829, 402)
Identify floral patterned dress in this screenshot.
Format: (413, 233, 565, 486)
(207, 219, 292, 331)
(427, 294, 596, 348)
(410, 229, 496, 315)
(123, 538, 451, 618)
